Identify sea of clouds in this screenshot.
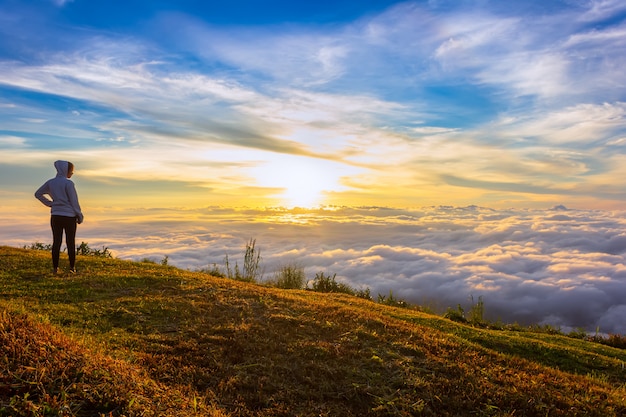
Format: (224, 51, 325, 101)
(4, 205, 626, 335)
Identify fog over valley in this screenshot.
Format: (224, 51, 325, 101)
(4, 205, 625, 335)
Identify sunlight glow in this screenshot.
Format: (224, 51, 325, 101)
(252, 156, 347, 208)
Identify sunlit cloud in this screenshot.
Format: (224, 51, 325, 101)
(0, 135, 27, 147)
(5, 206, 625, 334)
(2, 1, 626, 208)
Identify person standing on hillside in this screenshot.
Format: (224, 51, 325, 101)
(35, 160, 84, 274)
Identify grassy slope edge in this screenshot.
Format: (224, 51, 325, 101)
(1, 246, 625, 416)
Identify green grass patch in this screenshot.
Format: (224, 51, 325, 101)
(1, 246, 625, 416)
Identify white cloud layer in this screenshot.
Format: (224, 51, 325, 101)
(4, 205, 625, 335)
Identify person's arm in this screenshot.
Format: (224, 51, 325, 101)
(66, 182, 84, 224)
(34, 182, 53, 207)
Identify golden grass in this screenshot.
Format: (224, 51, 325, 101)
(0, 310, 226, 417)
(1, 246, 625, 416)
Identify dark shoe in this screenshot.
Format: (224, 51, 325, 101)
(69, 268, 76, 274)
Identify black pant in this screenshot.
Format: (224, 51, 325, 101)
(51, 215, 77, 269)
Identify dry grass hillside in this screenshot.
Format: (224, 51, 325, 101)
(1, 246, 625, 416)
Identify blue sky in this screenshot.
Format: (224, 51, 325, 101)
(2, 0, 626, 210)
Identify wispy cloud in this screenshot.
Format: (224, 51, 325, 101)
(578, 0, 626, 22)
(50, 0, 74, 7)
(2, 1, 625, 209)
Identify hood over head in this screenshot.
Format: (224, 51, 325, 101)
(54, 160, 70, 178)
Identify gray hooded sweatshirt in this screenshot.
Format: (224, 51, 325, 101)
(35, 160, 84, 224)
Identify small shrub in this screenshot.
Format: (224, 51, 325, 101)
(528, 323, 563, 335)
(309, 272, 356, 295)
(583, 332, 626, 349)
(28, 241, 113, 258)
(202, 263, 226, 278)
(76, 242, 113, 258)
(443, 296, 485, 326)
(568, 328, 589, 340)
(444, 304, 467, 323)
(24, 242, 52, 251)
(242, 238, 262, 282)
(467, 295, 485, 325)
(377, 290, 409, 308)
(355, 287, 372, 301)
(310, 272, 336, 292)
(271, 263, 306, 289)
(140, 258, 157, 264)
(224, 239, 263, 282)
(602, 334, 626, 349)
